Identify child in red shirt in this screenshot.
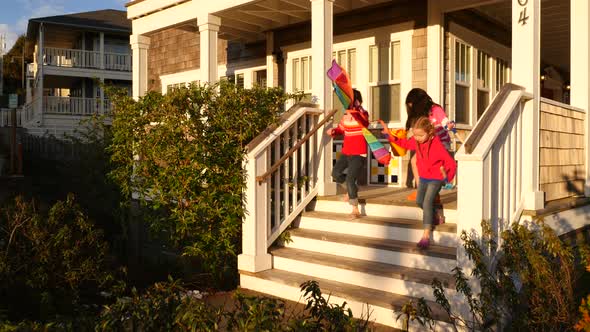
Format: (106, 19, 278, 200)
(326, 89, 368, 219)
(384, 117, 456, 248)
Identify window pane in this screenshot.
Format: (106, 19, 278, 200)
(477, 90, 489, 119)
(391, 41, 400, 80)
(455, 85, 470, 124)
(369, 45, 378, 83)
(302, 57, 309, 91)
(293, 59, 300, 91)
(455, 42, 460, 81)
(236, 74, 244, 88)
(254, 69, 267, 87)
(308, 57, 312, 90)
(337, 50, 346, 67)
(371, 84, 400, 122)
(348, 49, 356, 85)
(465, 46, 471, 83)
(379, 45, 388, 82)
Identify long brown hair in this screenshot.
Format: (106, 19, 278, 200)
(412, 116, 435, 159)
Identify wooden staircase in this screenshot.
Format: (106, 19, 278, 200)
(239, 186, 460, 330)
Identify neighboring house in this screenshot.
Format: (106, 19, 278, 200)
(23, 9, 132, 137)
(126, 0, 590, 328)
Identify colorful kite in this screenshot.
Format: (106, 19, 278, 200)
(327, 60, 391, 165)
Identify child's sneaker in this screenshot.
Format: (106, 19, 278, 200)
(417, 238, 430, 249)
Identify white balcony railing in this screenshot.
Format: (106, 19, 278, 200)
(42, 47, 131, 72)
(43, 96, 111, 116)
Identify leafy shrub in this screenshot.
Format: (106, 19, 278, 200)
(107, 82, 294, 287)
(96, 278, 370, 332)
(411, 219, 589, 331)
(0, 195, 122, 322)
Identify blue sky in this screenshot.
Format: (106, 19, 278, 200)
(1, 0, 127, 52)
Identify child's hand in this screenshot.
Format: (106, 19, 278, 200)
(378, 119, 389, 135)
(326, 128, 334, 136)
(447, 121, 455, 130)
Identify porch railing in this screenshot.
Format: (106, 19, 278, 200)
(455, 83, 533, 249)
(238, 103, 336, 273)
(43, 47, 131, 72)
(0, 108, 22, 127)
(43, 96, 111, 116)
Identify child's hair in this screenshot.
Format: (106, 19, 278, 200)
(405, 88, 434, 130)
(352, 89, 363, 106)
(412, 116, 436, 138)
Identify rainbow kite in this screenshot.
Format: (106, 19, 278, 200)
(327, 60, 391, 165)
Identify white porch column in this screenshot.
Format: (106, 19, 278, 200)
(99, 32, 105, 70)
(512, 0, 544, 209)
(266, 31, 275, 88)
(198, 14, 221, 84)
(427, 0, 443, 102)
(571, 0, 590, 196)
(311, 0, 335, 196)
(130, 34, 150, 100)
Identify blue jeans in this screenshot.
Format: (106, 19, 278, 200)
(416, 179, 444, 229)
(332, 155, 365, 206)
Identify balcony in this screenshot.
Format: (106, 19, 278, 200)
(42, 47, 131, 72)
(43, 96, 111, 116)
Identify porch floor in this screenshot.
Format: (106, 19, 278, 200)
(319, 185, 458, 210)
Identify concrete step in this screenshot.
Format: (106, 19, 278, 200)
(299, 210, 458, 247)
(286, 228, 457, 273)
(271, 247, 456, 301)
(240, 268, 455, 330)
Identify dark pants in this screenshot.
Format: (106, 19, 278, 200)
(332, 155, 365, 206)
(416, 179, 444, 229)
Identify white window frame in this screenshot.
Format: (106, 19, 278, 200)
(367, 30, 411, 128)
(160, 69, 200, 94)
(448, 22, 511, 128)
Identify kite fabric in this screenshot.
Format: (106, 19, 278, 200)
(327, 59, 354, 109)
(326, 60, 392, 166)
(362, 128, 391, 166)
(379, 119, 407, 157)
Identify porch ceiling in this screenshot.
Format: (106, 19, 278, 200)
(213, 0, 391, 42)
(474, 0, 571, 73)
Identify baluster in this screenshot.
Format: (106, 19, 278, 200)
(282, 129, 290, 222)
(273, 140, 280, 230)
(503, 127, 511, 223)
(292, 123, 298, 208)
(510, 117, 518, 221)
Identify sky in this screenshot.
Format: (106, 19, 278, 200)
(0, 0, 128, 53)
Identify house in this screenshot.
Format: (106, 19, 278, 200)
(125, 0, 589, 329)
(23, 9, 132, 137)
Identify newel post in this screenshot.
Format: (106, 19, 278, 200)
(238, 151, 272, 273)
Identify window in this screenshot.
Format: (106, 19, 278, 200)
(455, 41, 471, 124)
(254, 69, 267, 87)
(292, 55, 312, 102)
(369, 41, 401, 122)
(476, 51, 490, 119)
(166, 83, 184, 93)
(236, 73, 244, 89)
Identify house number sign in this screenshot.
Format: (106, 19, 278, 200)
(518, 0, 529, 25)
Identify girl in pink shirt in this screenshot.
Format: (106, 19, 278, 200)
(404, 88, 454, 200)
(385, 117, 456, 248)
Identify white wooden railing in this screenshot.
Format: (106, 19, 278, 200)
(23, 98, 41, 123)
(238, 103, 335, 273)
(43, 96, 111, 115)
(0, 108, 22, 127)
(43, 47, 131, 72)
(456, 84, 534, 249)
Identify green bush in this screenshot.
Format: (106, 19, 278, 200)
(97, 278, 370, 332)
(0, 195, 123, 323)
(107, 82, 294, 288)
(410, 219, 589, 331)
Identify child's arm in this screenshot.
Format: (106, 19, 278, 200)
(439, 166, 448, 182)
(380, 120, 416, 150)
(432, 137, 456, 182)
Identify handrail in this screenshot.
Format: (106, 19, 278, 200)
(256, 107, 339, 183)
(463, 83, 525, 154)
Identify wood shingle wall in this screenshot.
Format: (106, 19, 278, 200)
(539, 99, 586, 201)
